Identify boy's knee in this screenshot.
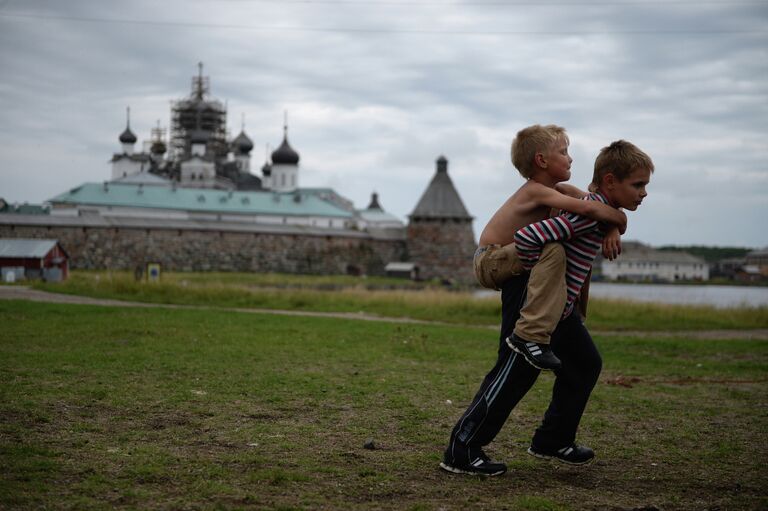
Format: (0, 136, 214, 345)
(587, 352, 603, 385)
(539, 243, 566, 269)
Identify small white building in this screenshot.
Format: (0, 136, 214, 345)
(601, 241, 709, 282)
(111, 111, 148, 180)
(356, 192, 406, 233)
(180, 130, 218, 188)
(263, 125, 300, 192)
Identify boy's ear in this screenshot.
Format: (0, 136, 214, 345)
(534, 152, 547, 168)
(603, 172, 617, 188)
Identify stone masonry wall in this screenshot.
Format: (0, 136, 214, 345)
(406, 218, 476, 284)
(0, 223, 407, 276)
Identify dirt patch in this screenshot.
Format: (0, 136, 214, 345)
(605, 375, 768, 388)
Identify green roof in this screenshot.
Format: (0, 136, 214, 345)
(49, 183, 354, 218)
(0, 202, 50, 215)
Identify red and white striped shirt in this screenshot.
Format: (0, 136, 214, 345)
(514, 192, 609, 318)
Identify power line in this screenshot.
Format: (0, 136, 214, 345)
(213, 0, 768, 4)
(2, 12, 766, 35)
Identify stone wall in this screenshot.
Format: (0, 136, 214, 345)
(406, 218, 476, 284)
(0, 220, 407, 276)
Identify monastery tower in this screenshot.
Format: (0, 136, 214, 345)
(407, 156, 475, 284)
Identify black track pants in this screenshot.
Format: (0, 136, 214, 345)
(445, 273, 602, 463)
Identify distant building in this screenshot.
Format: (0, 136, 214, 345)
(385, 262, 420, 280)
(0, 238, 69, 282)
(110, 64, 260, 191)
(357, 192, 408, 237)
(744, 248, 768, 277)
(48, 182, 357, 230)
(407, 156, 475, 283)
(710, 256, 745, 280)
(0, 66, 484, 283)
(0, 198, 50, 215)
(600, 241, 709, 282)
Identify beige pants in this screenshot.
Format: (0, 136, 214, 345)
(474, 243, 567, 344)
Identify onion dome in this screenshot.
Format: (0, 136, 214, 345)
(261, 162, 272, 177)
(151, 140, 167, 155)
(271, 126, 299, 165)
(233, 131, 254, 154)
(119, 126, 137, 144)
(119, 106, 137, 144)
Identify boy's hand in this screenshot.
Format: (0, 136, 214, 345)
(602, 227, 622, 260)
(591, 202, 627, 234)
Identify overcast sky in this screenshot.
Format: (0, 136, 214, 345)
(1, 0, 767, 248)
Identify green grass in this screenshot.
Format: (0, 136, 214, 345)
(1, 299, 766, 510)
(31, 270, 768, 331)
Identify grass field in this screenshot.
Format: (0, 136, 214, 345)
(32, 271, 768, 331)
(1, 290, 766, 510)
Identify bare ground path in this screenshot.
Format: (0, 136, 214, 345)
(2, 285, 767, 340)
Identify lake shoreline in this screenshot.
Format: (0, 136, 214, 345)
(477, 282, 768, 308)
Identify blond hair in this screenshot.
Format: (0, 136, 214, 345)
(592, 140, 654, 187)
(511, 124, 568, 178)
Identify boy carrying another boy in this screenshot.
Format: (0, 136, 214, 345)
(474, 125, 626, 371)
(440, 131, 654, 476)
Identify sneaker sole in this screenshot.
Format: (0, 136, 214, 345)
(438, 462, 506, 476)
(506, 338, 555, 371)
(526, 447, 595, 466)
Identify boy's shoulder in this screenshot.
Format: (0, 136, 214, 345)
(514, 179, 553, 196)
(583, 191, 609, 205)
(501, 180, 551, 210)
(515, 180, 561, 203)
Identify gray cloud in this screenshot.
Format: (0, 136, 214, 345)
(1, 0, 766, 247)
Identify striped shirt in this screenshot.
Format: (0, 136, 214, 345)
(514, 192, 609, 318)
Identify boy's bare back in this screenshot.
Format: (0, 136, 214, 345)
(479, 181, 554, 246)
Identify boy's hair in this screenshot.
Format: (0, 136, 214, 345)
(511, 124, 568, 179)
(592, 140, 654, 187)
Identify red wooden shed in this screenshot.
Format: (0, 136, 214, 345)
(0, 238, 69, 282)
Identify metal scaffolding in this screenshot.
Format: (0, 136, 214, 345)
(170, 62, 228, 162)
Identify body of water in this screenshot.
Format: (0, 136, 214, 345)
(588, 283, 768, 308)
(476, 283, 768, 308)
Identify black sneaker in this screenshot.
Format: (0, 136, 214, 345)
(439, 450, 507, 476)
(506, 334, 562, 370)
(527, 443, 595, 466)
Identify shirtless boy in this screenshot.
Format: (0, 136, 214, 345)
(474, 124, 625, 370)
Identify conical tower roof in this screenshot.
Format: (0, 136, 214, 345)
(409, 156, 472, 220)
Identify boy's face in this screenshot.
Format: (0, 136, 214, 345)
(608, 167, 651, 211)
(541, 137, 572, 182)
